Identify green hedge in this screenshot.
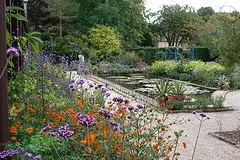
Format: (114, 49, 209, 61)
(194, 47, 214, 62)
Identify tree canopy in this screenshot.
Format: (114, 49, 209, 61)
(152, 4, 203, 47)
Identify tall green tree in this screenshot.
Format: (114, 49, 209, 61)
(198, 13, 240, 66)
(76, 0, 147, 47)
(197, 7, 215, 21)
(44, 0, 79, 37)
(152, 4, 203, 46)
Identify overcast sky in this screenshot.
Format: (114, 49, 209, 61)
(145, 0, 240, 12)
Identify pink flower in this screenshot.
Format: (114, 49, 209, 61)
(7, 47, 19, 57)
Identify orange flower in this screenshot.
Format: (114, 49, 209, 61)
(60, 111, 65, 115)
(164, 157, 170, 160)
(102, 128, 107, 138)
(35, 97, 41, 103)
(87, 112, 95, 119)
(129, 154, 134, 158)
(13, 109, 19, 114)
(153, 144, 158, 151)
(67, 108, 75, 115)
(13, 101, 19, 106)
(182, 142, 187, 149)
(86, 147, 92, 153)
(77, 100, 83, 108)
(11, 136, 16, 141)
(168, 146, 172, 152)
(55, 114, 62, 121)
(27, 107, 36, 113)
(15, 121, 20, 127)
(10, 126, 17, 134)
(26, 127, 33, 134)
(161, 127, 166, 131)
(92, 104, 98, 110)
(42, 118, 46, 123)
(117, 107, 125, 114)
(80, 132, 96, 145)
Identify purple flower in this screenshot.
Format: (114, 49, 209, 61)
(127, 105, 134, 111)
(34, 154, 42, 160)
(99, 108, 114, 118)
(0, 148, 24, 159)
(101, 87, 107, 93)
(58, 124, 74, 138)
(24, 152, 32, 158)
(89, 96, 94, 102)
(39, 125, 51, 135)
(89, 83, 94, 88)
(76, 78, 85, 85)
(7, 47, 19, 57)
(199, 113, 206, 118)
(121, 105, 127, 110)
(113, 97, 124, 103)
(137, 104, 144, 109)
(105, 92, 111, 97)
(48, 132, 59, 137)
(192, 111, 196, 115)
(76, 113, 97, 127)
(109, 120, 121, 132)
(97, 84, 103, 88)
(48, 124, 74, 138)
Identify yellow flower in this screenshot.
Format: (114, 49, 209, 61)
(26, 127, 33, 134)
(11, 136, 16, 141)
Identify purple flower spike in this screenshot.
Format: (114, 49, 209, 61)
(137, 104, 144, 109)
(99, 108, 114, 118)
(128, 105, 134, 111)
(39, 125, 51, 135)
(7, 47, 19, 57)
(109, 120, 121, 132)
(199, 113, 206, 117)
(76, 113, 97, 127)
(76, 78, 85, 85)
(101, 87, 107, 93)
(34, 154, 42, 160)
(105, 92, 111, 97)
(24, 152, 33, 157)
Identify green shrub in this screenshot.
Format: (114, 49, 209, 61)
(183, 61, 205, 74)
(151, 60, 178, 76)
(88, 25, 121, 59)
(230, 66, 240, 89)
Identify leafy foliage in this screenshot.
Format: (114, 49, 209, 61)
(88, 25, 121, 59)
(152, 4, 204, 46)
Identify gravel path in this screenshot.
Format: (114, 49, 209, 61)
(72, 73, 240, 160)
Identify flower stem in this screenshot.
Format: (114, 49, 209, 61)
(192, 119, 203, 160)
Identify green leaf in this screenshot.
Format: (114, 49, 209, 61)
(7, 59, 15, 68)
(29, 38, 40, 53)
(29, 31, 41, 36)
(6, 29, 11, 47)
(8, 13, 28, 22)
(6, 6, 24, 11)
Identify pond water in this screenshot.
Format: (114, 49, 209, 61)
(101, 73, 211, 97)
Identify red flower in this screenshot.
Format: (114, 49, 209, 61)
(160, 102, 166, 108)
(182, 142, 187, 149)
(168, 96, 174, 100)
